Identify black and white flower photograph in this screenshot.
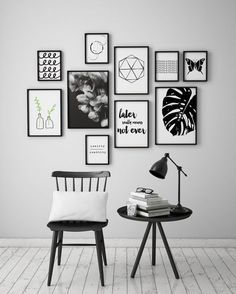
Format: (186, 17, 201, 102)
(67, 71, 109, 128)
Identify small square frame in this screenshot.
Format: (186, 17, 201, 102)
(85, 33, 109, 64)
(155, 51, 179, 82)
(37, 50, 62, 81)
(183, 51, 208, 82)
(85, 135, 110, 165)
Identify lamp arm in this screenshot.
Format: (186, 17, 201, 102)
(164, 153, 188, 177)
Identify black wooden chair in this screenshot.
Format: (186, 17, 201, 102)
(47, 171, 111, 287)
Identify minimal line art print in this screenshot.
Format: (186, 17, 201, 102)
(38, 51, 61, 81)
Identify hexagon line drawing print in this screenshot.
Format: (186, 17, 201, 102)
(118, 55, 145, 83)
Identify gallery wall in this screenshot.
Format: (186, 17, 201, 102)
(0, 0, 236, 238)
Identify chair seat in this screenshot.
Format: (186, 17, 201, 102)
(47, 219, 108, 232)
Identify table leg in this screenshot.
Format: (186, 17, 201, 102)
(131, 222, 152, 278)
(152, 223, 156, 265)
(157, 222, 179, 279)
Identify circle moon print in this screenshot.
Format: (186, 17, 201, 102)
(85, 33, 109, 64)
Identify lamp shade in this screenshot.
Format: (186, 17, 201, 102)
(149, 156, 168, 179)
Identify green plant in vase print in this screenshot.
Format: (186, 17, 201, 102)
(46, 104, 56, 129)
(34, 97, 44, 129)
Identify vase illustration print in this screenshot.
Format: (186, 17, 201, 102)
(36, 113, 44, 129)
(45, 116, 54, 129)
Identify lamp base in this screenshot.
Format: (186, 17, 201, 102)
(171, 204, 189, 215)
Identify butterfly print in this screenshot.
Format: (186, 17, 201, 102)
(185, 58, 205, 74)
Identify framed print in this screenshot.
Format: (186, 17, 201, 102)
(183, 51, 208, 81)
(114, 46, 149, 95)
(37, 50, 62, 81)
(114, 100, 149, 148)
(155, 51, 179, 82)
(155, 87, 197, 145)
(85, 135, 109, 165)
(85, 33, 109, 64)
(67, 71, 109, 129)
(27, 89, 62, 137)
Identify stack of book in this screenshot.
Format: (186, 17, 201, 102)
(129, 191, 170, 217)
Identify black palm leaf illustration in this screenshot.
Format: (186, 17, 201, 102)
(162, 88, 196, 136)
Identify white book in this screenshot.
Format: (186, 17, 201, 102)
(129, 197, 169, 207)
(130, 191, 160, 199)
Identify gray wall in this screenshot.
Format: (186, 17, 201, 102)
(0, 0, 236, 239)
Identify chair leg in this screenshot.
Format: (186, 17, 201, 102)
(95, 230, 105, 286)
(100, 229, 107, 266)
(57, 231, 63, 266)
(47, 231, 58, 286)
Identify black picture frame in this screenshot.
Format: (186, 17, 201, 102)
(85, 135, 110, 165)
(114, 100, 149, 148)
(67, 71, 109, 129)
(155, 51, 179, 82)
(37, 50, 62, 81)
(155, 87, 197, 145)
(114, 46, 149, 95)
(183, 51, 208, 82)
(27, 89, 62, 137)
(85, 33, 109, 64)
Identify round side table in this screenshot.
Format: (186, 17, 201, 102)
(117, 206, 192, 279)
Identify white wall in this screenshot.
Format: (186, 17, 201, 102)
(0, 0, 236, 239)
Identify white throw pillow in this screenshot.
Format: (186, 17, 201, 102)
(49, 191, 108, 222)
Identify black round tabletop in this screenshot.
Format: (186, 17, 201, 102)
(117, 206, 192, 223)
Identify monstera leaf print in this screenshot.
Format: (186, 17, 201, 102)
(162, 88, 196, 136)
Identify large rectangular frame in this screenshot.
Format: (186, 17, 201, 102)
(114, 46, 149, 95)
(67, 70, 109, 129)
(114, 100, 149, 148)
(27, 88, 62, 137)
(155, 87, 197, 145)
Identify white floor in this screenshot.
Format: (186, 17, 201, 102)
(0, 245, 236, 294)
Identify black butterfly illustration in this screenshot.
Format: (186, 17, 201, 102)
(185, 58, 205, 74)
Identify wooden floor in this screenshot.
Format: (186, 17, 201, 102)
(0, 246, 236, 293)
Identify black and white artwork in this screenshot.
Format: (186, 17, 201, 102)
(155, 51, 179, 81)
(183, 51, 208, 81)
(37, 51, 62, 81)
(27, 89, 62, 137)
(155, 87, 197, 145)
(114, 100, 149, 148)
(85, 33, 109, 64)
(67, 71, 109, 128)
(114, 46, 149, 95)
(86, 135, 109, 165)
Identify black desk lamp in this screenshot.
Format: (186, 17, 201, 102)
(149, 153, 189, 215)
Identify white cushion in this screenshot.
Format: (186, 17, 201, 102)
(49, 191, 108, 222)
